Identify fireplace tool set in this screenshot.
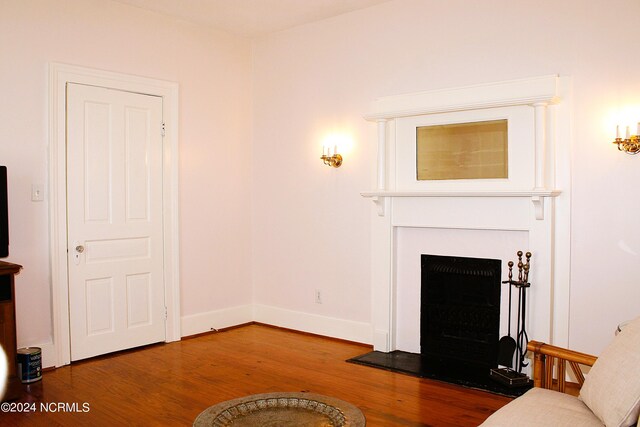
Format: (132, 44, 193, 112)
(490, 251, 532, 387)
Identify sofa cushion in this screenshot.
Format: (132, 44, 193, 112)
(579, 315, 640, 427)
(480, 388, 603, 427)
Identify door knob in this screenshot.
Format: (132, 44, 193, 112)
(75, 245, 85, 253)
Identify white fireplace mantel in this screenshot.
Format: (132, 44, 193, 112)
(361, 189, 562, 220)
(362, 75, 572, 354)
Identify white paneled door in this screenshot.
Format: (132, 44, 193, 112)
(66, 83, 166, 361)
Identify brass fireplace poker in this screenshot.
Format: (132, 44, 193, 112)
(505, 251, 532, 373)
(490, 250, 533, 388)
(505, 251, 531, 288)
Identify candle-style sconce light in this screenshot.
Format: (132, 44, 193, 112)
(613, 123, 640, 155)
(321, 145, 343, 168)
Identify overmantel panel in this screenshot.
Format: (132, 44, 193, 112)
(364, 75, 563, 219)
(395, 106, 535, 192)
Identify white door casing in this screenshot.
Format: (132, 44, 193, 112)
(66, 83, 165, 361)
(49, 63, 180, 367)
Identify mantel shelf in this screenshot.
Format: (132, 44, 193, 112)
(361, 189, 561, 220)
(360, 189, 561, 198)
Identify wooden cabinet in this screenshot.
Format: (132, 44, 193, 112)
(0, 261, 22, 401)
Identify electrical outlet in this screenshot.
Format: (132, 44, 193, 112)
(31, 184, 44, 202)
(315, 290, 322, 304)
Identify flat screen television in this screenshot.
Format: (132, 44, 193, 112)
(0, 166, 8, 258)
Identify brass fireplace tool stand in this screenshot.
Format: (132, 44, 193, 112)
(490, 251, 532, 387)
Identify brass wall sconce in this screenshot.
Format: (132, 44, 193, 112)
(613, 124, 640, 155)
(321, 145, 343, 168)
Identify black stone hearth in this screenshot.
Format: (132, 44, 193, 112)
(346, 350, 531, 398)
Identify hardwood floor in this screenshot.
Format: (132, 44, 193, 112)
(1, 324, 511, 426)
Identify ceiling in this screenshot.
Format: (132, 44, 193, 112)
(111, 0, 392, 38)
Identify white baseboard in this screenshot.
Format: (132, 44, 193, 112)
(373, 330, 390, 352)
(39, 304, 370, 368)
(39, 342, 56, 369)
(253, 304, 372, 344)
(180, 304, 253, 337)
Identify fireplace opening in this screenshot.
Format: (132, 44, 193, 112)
(420, 254, 501, 384)
(347, 252, 532, 397)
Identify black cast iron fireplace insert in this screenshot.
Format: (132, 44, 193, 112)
(420, 254, 501, 383)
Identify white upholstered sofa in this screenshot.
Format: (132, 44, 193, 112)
(481, 316, 640, 427)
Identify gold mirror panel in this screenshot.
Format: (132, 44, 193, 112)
(416, 119, 508, 181)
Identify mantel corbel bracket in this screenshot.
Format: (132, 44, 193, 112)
(531, 195, 545, 220)
(371, 196, 387, 216)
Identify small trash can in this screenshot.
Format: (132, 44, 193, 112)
(17, 347, 42, 383)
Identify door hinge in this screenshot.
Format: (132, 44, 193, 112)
(164, 306, 168, 320)
(161, 123, 166, 137)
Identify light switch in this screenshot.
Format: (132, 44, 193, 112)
(31, 184, 44, 202)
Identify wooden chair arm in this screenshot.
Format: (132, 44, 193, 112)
(527, 341, 597, 366)
(527, 340, 597, 394)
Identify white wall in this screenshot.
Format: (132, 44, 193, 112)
(3, 0, 639, 360)
(0, 0, 253, 350)
(251, 0, 640, 355)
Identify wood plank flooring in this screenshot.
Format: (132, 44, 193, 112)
(0, 324, 511, 426)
